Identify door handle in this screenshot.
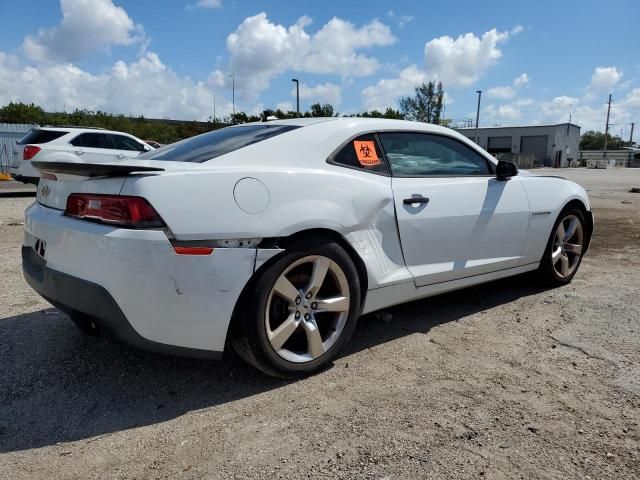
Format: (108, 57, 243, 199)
(403, 196, 430, 205)
(74, 149, 84, 155)
(116, 154, 125, 159)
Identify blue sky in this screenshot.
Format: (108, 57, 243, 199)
(0, 0, 638, 138)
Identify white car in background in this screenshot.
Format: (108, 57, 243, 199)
(23, 118, 593, 377)
(10, 126, 153, 184)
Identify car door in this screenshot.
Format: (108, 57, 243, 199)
(110, 134, 147, 160)
(69, 133, 117, 163)
(379, 131, 531, 287)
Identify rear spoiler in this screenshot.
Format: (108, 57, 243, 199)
(32, 161, 164, 177)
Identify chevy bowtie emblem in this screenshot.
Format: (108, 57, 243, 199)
(40, 185, 50, 198)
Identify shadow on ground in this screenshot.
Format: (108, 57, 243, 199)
(0, 273, 549, 453)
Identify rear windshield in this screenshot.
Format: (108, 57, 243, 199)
(138, 124, 300, 163)
(18, 129, 67, 145)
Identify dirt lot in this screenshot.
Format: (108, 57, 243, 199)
(1, 169, 639, 479)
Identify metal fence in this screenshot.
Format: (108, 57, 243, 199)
(579, 150, 637, 168)
(495, 152, 536, 169)
(0, 123, 36, 174)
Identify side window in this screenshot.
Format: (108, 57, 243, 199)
(331, 134, 388, 174)
(70, 133, 113, 149)
(379, 132, 492, 177)
(111, 135, 145, 152)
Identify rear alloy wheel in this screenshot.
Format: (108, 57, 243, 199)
(539, 207, 587, 285)
(231, 239, 361, 378)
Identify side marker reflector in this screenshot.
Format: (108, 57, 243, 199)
(173, 246, 214, 255)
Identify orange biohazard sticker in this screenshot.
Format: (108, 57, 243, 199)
(353, 140, 381, 166)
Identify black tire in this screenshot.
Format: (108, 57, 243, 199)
(538, 206, 587, 286)
(231, 237, 361, 378)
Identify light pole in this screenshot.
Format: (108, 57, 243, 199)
(291, 78, 300, 117)
(228, 74, 235, 121)
(213, 94, 216, 126)
(474, 90, 482, 144)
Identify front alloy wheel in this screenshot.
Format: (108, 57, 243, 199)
(539, 206, 587, 285)
(551, 214, 584, 279)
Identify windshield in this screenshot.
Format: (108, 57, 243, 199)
(138, 124, 300, 163)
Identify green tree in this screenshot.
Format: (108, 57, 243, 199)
(399, 81, 444, 124)
(352, 108, 405, 120)
(309, 103, 335, 117)
(579, 130, 623, 150)
(0, 102, 44, 124)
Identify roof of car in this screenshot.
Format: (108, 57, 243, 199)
(42, 125, 106, 130)
(237, 116, 454, 133)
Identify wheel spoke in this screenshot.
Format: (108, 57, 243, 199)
(560, 254, 570, 276)
(273, 275, 300, 305)
(269, 314, 300, 351)
(306, 257, 330, 297)
(551, 246, 563, 264)
(565, 218, 579, 240)
(556, 222, 566, 242)
(314, 296, 350, 313)
(564, 243, 582, 255)
(301, 318, 325, 358)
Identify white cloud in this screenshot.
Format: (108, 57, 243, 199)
(513, 98, 534, 107)
(0, 51, 232, 120)
(361, 27, 519, 110)
(361, 64, 426, 111)
(276, 101, 293, 112)
(22, 0, 144, 63)
(486, 86, 516, 100)
(622, 88, 640, 108)
(398, 15, 414, 29)
(196, 0, 222, 8)
(487, 73, 530, 99)
(484, 103, 522, 123)
(513, 73, 529, 87)
(424, 27, 518, 87)
(589, 66, 623, 92)
(217, 13, 396, 97)
(295, 82, 342, 106)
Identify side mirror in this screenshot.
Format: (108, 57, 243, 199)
(496, 160, 518, 180)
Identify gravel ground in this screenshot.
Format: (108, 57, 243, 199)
(0, 168, 639, 479)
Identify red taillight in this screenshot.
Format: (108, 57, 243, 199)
(65, 194, 165, 228)
(173, 246, 214, 255)
(23, 145, 41, 160)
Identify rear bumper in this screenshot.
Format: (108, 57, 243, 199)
(22, 202, 273, 355)
(22, 246, 221, 359)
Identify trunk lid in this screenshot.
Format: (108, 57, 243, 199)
(33, 161, 168, 210)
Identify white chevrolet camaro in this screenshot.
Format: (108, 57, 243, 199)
(23, 118, 593, 377)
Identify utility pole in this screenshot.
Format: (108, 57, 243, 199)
(604, 94, 612, 152)
(442, 95, 446, 126)
(229, 74, 235, 122)
(291, 78, 300, 117)
(620, 128, 624, 149)
(630, 122, 635, 147)
(474, 90, 482, 144)
(213, 94, 216, 126)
